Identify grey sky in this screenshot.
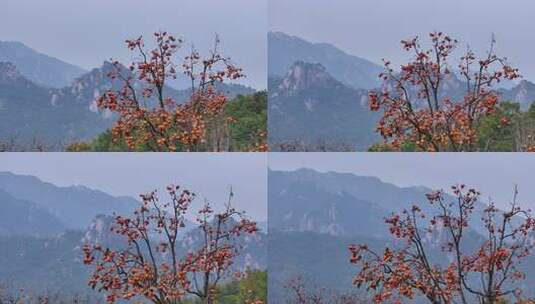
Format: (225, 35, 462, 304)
(269, 153, 535, 211)
(0, 153, 267, 221)
(0, 0, 267, 89)
(270, 0, 535, 81)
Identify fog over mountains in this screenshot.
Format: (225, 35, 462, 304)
(269, 0, 535, 82)
(0, 41, 255, 150)
(0, 41, 86, 88)
(0, 171, 138, 296)
(0, 171, 138, 230)
(268, 168, 535, 303)
(269, 61, 379, 150)
(268, 32, 535, 151)
(0, 189, 65, 237)
(268, 32, 382, 90)
(0, 171, 266, 298)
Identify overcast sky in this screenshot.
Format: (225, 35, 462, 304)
(0, 153, 267, 221)
(0, 0, 267, 89)
(270, 0, 535, 81)
(270, 153, 535, 211)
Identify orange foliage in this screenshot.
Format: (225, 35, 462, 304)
(349, 185, 535, 303)
(97, 31, 244, 151)
(83, 185, 258, 304)
(369, 32, 520, 151)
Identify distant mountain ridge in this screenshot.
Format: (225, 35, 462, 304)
(268, 168, 535, 302)
(500, 79, 535, 110)
(0, 40, 256, 94)
(0, 173, 266, 296)
(0, 171, 138, 230)
(0, 61, 255, 147)
(0, 211, 266, 298)
(268, 32, 383, 90)
(269, 33, 535, 150)
(0, 62, 119, 149)
(269, 61, 380, 151)
(0, 41, 86, 88)
(269, 168, 437, 237)
(0, 42, 255, 150)
(269, 168, 497, 236)
(0, 189, 65, 237)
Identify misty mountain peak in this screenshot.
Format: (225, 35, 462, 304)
(69, 62, 117, 92)
(0, 40, 86, 88)
(0, 172, 138, 230)
(268, 31, 383, 90)
(513, 79, 535, 99)
(280, 61, 338, 92)
(82, 214, 117, 246)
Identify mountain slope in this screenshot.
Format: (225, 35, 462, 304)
(0, 58, 256, 150)
(269, 168, 494, 235)
(0, 62, 117, 149)
(268, 32, 382, 90)
(268, 33, 535, 152)
(0, 214, 267, 298)
(268, 177, 387, 238)
(500, 80, 535, 110)
(0, 189, 65, 237)
(0, 41, 86, 88)
(269, 62, 380, 151)
(269, 168, 435, 237)
(0, 231, 96, 298)
(270, 168, 431, 213)
(0, 172, 138, 230)
(268, 231, 385, 302)
(268, 169, 535, 302)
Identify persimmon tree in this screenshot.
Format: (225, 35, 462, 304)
(83, 185, 258, 304)
(96, 31, 244, 152)
(349, 185, 535, 304)
(368, 32, 520, 151)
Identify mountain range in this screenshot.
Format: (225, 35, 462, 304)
(0, 189, 65, 237)
(0, 41, 255, 150)
(268, 32, 535, 151)
(268, 168, 535, 303)
(0, 171, 138, 230)
(0, 172, 266, 299)
(0, 61, 116, 150)
(268, 32, 383, 90)
(0, 41, 86, 88)
(269, 61, 380, 150)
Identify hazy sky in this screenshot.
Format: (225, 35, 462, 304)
(0, 153, 267, 221)
(270, 0, 535, 81)
(270, 153, 535, 211)
(0, 0, 267, 89)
